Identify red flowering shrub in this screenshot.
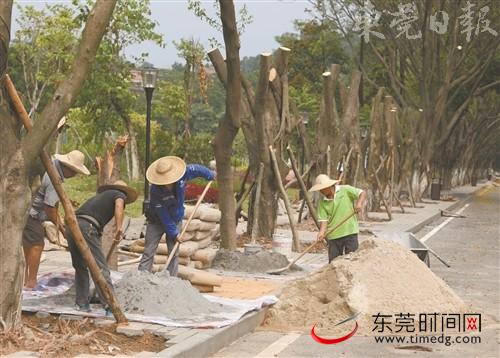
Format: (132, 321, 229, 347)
(185, 182, 219, 203)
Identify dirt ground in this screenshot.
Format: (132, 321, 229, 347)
(0, 313, 165, 357)
(210, 276, 282, 299)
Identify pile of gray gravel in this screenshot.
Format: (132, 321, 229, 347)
(114, 270, 224, 319)
(212, 249, 296, 273)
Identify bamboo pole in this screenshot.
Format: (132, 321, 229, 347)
(287, 146, 319, 229)
(5, 74, 128, 324)
(269, 146, 300, 252)
(251, 163, 264, 244)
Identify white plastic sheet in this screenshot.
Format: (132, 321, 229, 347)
(22, 271, 278, 328)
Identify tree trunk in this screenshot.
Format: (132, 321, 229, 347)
(95, 135, 127, 269)
(114, 102, 140, 182)
(0, 122, 29, 330)
(253, 53, 278, 239)
(212, 0, 241, 250)
(0, 0, 117, 329)
(341, 70, 362, 185)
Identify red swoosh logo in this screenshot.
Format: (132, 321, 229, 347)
(310, 322, 358, 344)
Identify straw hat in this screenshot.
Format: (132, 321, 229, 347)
(97, 180, 138, 204)
(146, 156, 187, 185)
(54, 150, 90, 176)
(309, 174, 340, 192)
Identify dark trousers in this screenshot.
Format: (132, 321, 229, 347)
(66, 218, 113, 306)
(327, 234, 359, 263)
(138, 221, 179, 276)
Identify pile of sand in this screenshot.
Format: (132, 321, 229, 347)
(263, 238, 466, 335)
(212, 249, 292, 273)
(115, 270, 224, 319)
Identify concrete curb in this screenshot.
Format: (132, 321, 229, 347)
(155, 308, 269, 358)
(406, 182, 492, 234)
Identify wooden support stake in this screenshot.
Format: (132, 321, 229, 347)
(251, 163, 264, 244)
(235, 181, 255, 214)
(297, 198, 306, 223)
(269, 146, 300, 252)
(375, 158, 392, 221)
(287, 146, 319, 229)
(5, 74, 128, 324)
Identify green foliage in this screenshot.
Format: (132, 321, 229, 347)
(231, 131, 249, 167)
(73, 0, 164, 143)
(63, 175, 143, 218)
(9, 4, 79, 113)
(276, 20, 348, 93)
(153, 79, 187, 134)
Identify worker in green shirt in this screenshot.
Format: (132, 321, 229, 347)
(309, 174, 367, 262)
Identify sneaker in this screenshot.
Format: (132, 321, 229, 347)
(75, 303, 91, 312)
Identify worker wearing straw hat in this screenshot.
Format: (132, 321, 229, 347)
(138, 156, 215, 276)
(66, 180, 137, 313)
(23, 150, 90, 290)
(309, 174, 367, 262)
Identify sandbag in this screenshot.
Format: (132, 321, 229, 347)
(183, 205, 199, 220)
(198, 221, 217, 231)
(179, 231, 194, 241)
(196, 237, 212, 250)
(155, 254, 191, 265)
(179, 266, 222, 287)
(182, 219, 201, 232)
(178, 241, 198, 257)
(193, 260, 210, 270)
(197, 206, 221, 222)
(151, 264, 163, 273)
(134, 238, 145, 247)
(130, 243, 169, 256)
(191, 248, 217, 264)
(192, 283, 214, 293)
(193, 230, 212, 241)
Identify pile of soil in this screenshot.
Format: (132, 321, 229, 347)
(115, 270, 224, 318)
(0, 313, 165, 358)
(212, 248, 293, 273)
(263, 238, 466, 335)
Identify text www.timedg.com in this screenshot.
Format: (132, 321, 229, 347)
(374, 334, 481, 346)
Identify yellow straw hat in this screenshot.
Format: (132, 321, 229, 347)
(54, 150, 90, 176)
(309, 174, 340, 192)
(146, 156, 187, 185)
(97, 180, 138, 204)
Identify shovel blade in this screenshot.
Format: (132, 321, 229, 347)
(266, 266, 290, 275)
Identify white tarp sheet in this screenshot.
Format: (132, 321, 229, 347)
(22, 271, 278, 328)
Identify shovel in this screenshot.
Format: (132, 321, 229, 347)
(163, 181, 213, 272)
(267, 211, 357, 275)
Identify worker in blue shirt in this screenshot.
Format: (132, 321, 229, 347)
(138, 156, 215, 276)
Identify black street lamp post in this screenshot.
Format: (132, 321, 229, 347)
(141, 64, 158, 213)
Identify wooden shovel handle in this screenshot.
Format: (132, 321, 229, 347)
(163, 181, 213, 271)
(324, 211, 357, 238)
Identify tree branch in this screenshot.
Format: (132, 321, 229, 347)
(21, 0, 117, 166)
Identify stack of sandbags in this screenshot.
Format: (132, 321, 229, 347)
(128, 205, 221, 271)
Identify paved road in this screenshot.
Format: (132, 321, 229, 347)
(213, 186, 500, 358)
